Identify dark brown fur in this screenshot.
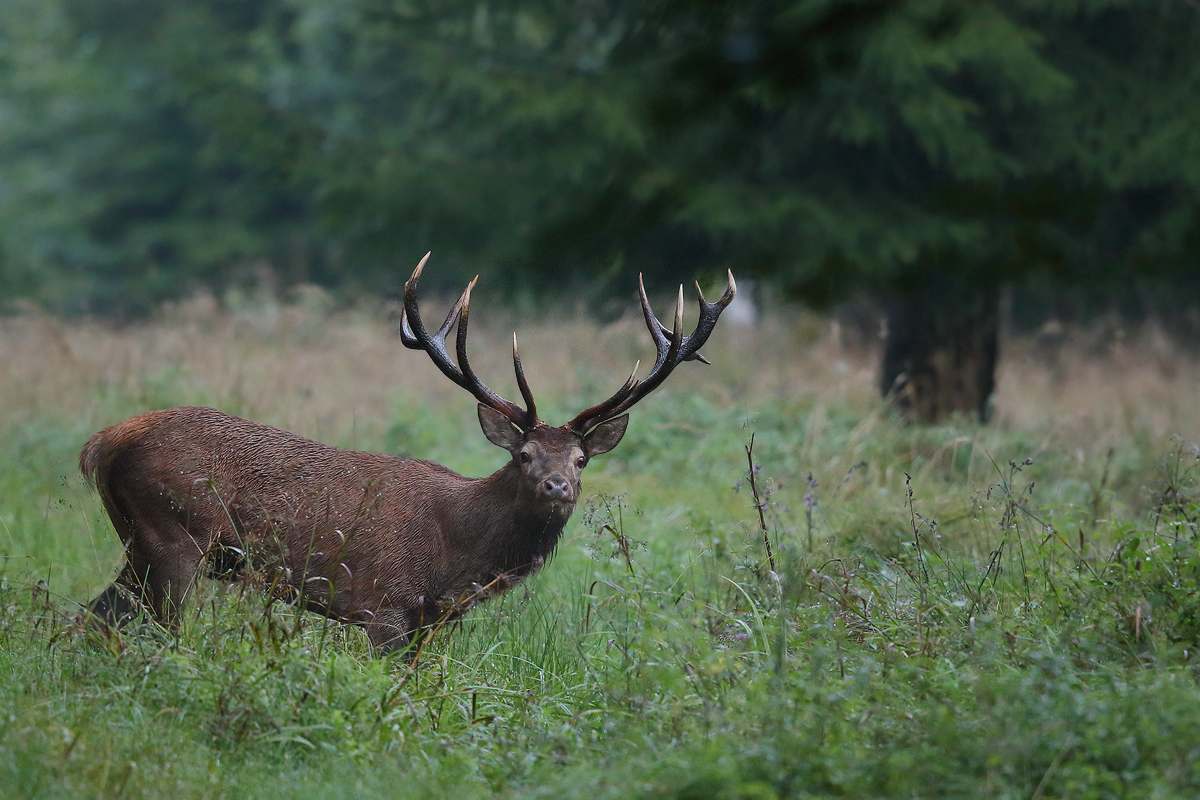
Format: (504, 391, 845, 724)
(81, 405, 626, 652)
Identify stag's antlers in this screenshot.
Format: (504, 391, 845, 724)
(399, 253, 736, 434)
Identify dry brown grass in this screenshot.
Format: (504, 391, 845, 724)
(0, 291, 870, 438)
(996, 322, 1200, 444)
(2, 289, 1199, 456)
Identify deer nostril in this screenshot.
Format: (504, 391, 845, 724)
(543, 477, 571, 500)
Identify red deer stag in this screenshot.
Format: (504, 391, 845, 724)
(81, 254, 736, 652)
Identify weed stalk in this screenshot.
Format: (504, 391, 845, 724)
(745, 434, 776, 572)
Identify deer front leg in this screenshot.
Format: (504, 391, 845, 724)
(88, 552, 201, 628)
(87, 574, 142, 627)
(100, 521, 205, 627)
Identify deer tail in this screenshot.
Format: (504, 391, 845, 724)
(80, 414, 156, 488)
(80, 430, 113, 488)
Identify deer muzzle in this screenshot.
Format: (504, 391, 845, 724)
(542, 475, 573, 502)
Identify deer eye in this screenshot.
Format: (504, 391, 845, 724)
(519, 450, 532, 464)
(576, 456, 587, 469)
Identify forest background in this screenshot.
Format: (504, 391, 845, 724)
(2, 0, 1197, 316)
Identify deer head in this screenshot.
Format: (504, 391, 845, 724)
(398, 251, 737, 519)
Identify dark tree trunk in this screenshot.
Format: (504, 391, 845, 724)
(880, 283, 999, 423)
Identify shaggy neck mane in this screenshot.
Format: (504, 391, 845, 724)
(452, 463, 571, 579)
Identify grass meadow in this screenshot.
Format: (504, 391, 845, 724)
(3, 285, 1200, 798)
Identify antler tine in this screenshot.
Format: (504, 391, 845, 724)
(638, 273, 670, 350)
(635, 274, 684, 373)
(617, 282, 684, 401)
(656, 270, 735, 365)
(677, 269, 736, 363)
(511, 333, 538, 427)
(404, 276, 468, 344)
(399, 254, 533, 429)
(398, 251, 435, 349)
(454, 277, 532, 426)
(671, 284, 685, 353)
(568, 271, 737, 433)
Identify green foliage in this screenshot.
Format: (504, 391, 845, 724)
(0, 0, 304, 313)
(2, 0, 1197, 314)
(560, 0, 1200, 302)
(7, 353, 1200, 796)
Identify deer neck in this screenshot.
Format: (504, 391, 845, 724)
(454, 462, 573, 576)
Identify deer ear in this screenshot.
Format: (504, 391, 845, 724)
(583, 414, 628, 457)
(478, 404, 524, 452)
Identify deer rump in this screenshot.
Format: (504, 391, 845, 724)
(82, 407, 567, 652)
(80, 255, 735, 654)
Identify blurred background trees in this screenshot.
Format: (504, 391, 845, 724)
(1, 0, 1198, 418)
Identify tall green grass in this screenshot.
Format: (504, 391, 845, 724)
(3, 301, 1200, 797)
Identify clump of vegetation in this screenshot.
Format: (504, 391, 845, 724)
(3, 303, 1200, 797)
